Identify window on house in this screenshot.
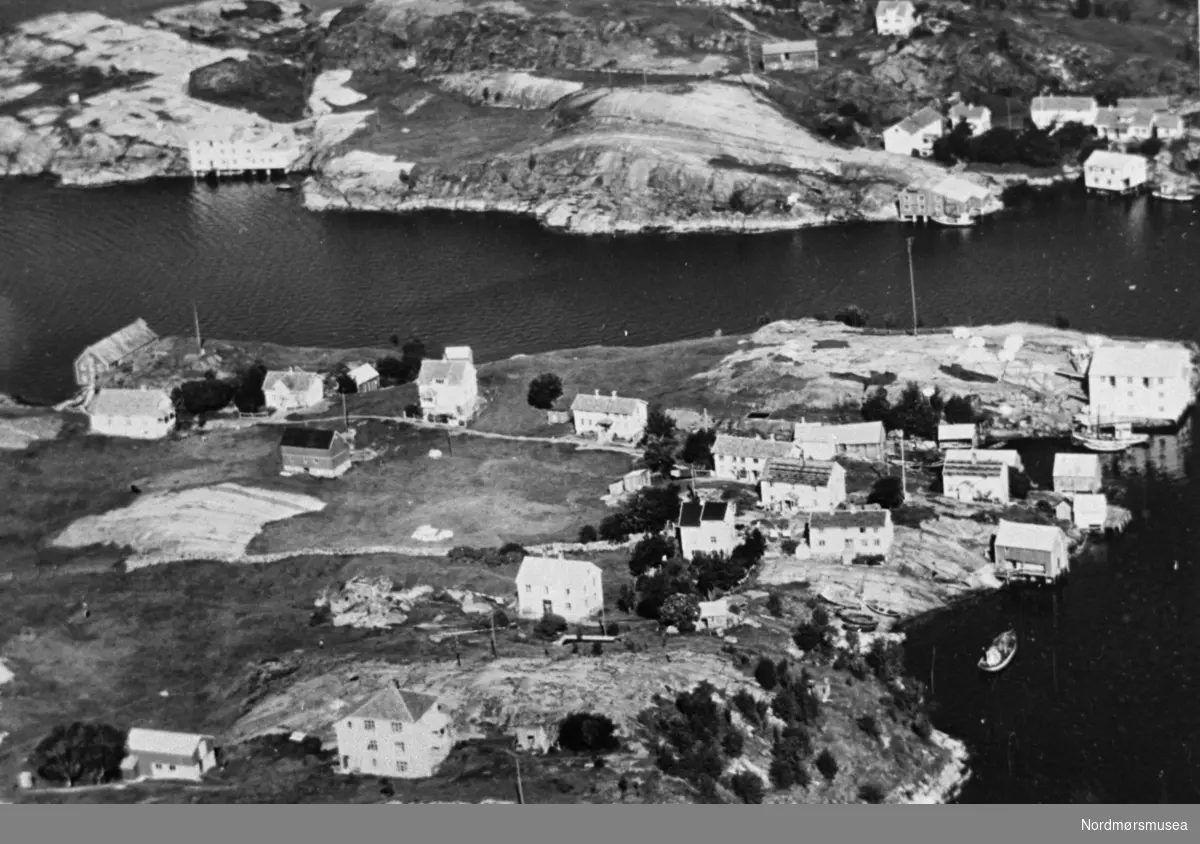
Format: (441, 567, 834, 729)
(169, 765, 176, 772)
(364, 720, 375, 730)
(818, 540, 825, 547)
(1158, 378, 1165, 386)
(397, 761, 408, 773)
(1109, 377, 1116, 387)
(875, 539, 881, 547)
(395, 742, 406, 753)
(544, 586, 549, 593)
(565, 588, 571, 595)
(391, 722, 403, 732)
(525, 584, 531, 592)
(1143, 378, 1151, 388)
(367, 740, 378, 751)
(371, 758, 378, 769)
(566, 603, 572, 611)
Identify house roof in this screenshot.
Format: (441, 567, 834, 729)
(1088, 343, 1192, 378)
(443, 346, 474, 362)
(76, 318, 158, 369)
(570, 392, 647, 416)
(1127, 110, 1155, 130)
(762, 39, 817, 56)
(1154, 114, 1184, 131)
(876, 0, 915, 13)
(348, 363, 379, 384)
(516, 555, 601, 583)
(713, 434, 796, 460)
(942, 459, 1006, 478)
(678, 501, 729, 528)
(349, 682, 440, 723)
(795, 420, 885, 446)
(1073, 492, 1107, 513)
(418, 359, 471, 387)
(809, 509, 890, 530)
(944, 449, 1021, 468)
(126, 727, 213, 758)
(264, 369, 322, 394)
(1094, 108, 1123, 128)
(1053, 452, 1100, 477)
(88, 388, 172, 418)
(1117, 97, 1170, 111)
(761, 457, 837, 486)
(889, 106, 944, 137)
(279, 427, 337, 450)
(1031, 96, 1097, 112)
(931, 175, 991, 203)
(698, 598, 729, 618)
(949, 104, 989, 121)
(994, 519, 1064, 551)
(1084, 150, 1145, 172)
(938, 423, 976, 440)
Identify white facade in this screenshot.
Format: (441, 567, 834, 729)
(570, 391, 649, 442)
(948, 104, 992, 135)
(676, 501, 738, 560)
(187, 133, 299, 175)
(88, 388, 176, 439)
(759, 458, 847, 513)
(808, 509, 895, 558)
(712, 435, 799, 482)
(336, 684, 452, 779)
(1029, 96, 1098, 130)
(942, 459, 1009, 504)
(883, 107, 945, 158)
(1083, 150, 1148, 193)
(1071, 492, 1108, 530)
(515, 556, 603, 622)
(938, 423, 977, 448)
(1087, 343, 1193, 423)
(418, 349, 478, 425)
(697, 598, 732, 634)
(348, 363, 380, 392)
(1052, 452, 1102, 495)
(875, 0, 919, 36)
(943, 449, 1022, 471)
(263, 369, 325, 412)
(123, 728, 217, 783)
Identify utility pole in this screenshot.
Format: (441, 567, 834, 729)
(510, 752, 526, 804)
(899, 433, 908, 501)
(192, 302, 203, 353)
(445, 429, 453, 457)
(489, 611, 498, 658)
(340, 390, 348, 431)
(906, 236, 919, 337)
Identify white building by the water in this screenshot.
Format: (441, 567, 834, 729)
(1086, 343, 1194, 423)
(187, 128, 301, 177)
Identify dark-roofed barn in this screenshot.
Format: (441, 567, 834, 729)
(279, 427, 351, 478)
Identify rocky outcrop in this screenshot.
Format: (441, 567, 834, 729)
(188, 54, 308, 122)
(314, 576, 433, 628)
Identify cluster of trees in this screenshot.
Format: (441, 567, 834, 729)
(339, 336, 430, 394)
(746, 657, 826, 791)
(556, 712, 620, 754)
(171, 361, 269, 417)
(526, 373, 564, 410)
(587, 483, 686, 543)
(616, 530, 766, 622)
(861, 381, 983, 441)
(446, 542, 527, 568)
(932, 120, 1105, 168)
(641, 681, 754, 803)
(28, 722, 128, 787)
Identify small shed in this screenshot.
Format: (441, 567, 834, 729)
(993, 520, 1069, 585)
(347, 363, 380, 393)
(279, 427, 352, 478)
(1052, 453, 1102, 495)
(938, 423, 978, 449)
(1071, 492, 1108, 531)
(761, 39, 819, 72)
(510, 724, 552, 754)
(698, 598, 732, 634)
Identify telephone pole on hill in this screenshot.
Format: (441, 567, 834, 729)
(906, 236, 919, 337)
(192, 302, 203, 353)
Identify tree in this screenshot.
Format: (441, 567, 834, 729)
(639, 407, 679, 475)
(861, 387, 891, 424)
(867, 476, 905, 509)
(754, 656, 779, 690)
(730, 770, 765, 804)
(527, 373, 564, 410)
(558, 712, 620, 753)
(1009, 467, 1033, 500)
(834, 305, 869, 327)
(766, 592, 784, 618)
(642, 406, 678, 442)
(401, 337, 427, 364)
(621, 484, 682, 535)
(942, 394, 979, 425)
(1071, 0, 1091, 17)
(233, 362, 268, 413)
(1114, 0, 1131, 21)
(578, 524, 598, 543)
(535, 613, 568, 639)
(769, 729, 812, 790)
(598, 513, 629, 542)
(886, 382, 939, 440)
(680, 428, 717, 469)
(997, 28, 1010, 51)
(336, 372, 357, 394)
(376, 356, 412, 386)
(932, 119, 974, 164)
(591, 640, 604, 657)
(174, 379, 234, 415)
(628, 534, 675, 578)
(816, 748, 839, 780)
(659, 592, 701, 631)
(29, 722, 128, 787)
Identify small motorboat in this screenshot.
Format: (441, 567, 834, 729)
(866, 601, 901, 618)
(276, 182, 296, 192)
(978, 629, 1018, 673)
(838, 610, 879, 632)
(1152, 185, 1195, 202)
(1071, 415, 1149, 453)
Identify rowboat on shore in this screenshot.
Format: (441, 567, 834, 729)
(978, 629, 1018, 673)
(866, 601, 901, 618)
(276, 182, 296, 192)
(838, 610, 879, 632)
(1152, 185, 1195, 202)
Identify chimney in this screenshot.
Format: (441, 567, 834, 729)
(611, 390, 617, 398)
(594, 389, 599, 396)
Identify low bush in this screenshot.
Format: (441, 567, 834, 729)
(856, 714, 882, 740)
(730, 770, 765, 804)
(557, 712, 620, 753)
(815, 748, 839, 781)
(754, 656, 779, 690)
(578, 525, 598, 543)
(535, 613, 568, 639)
(859, 782, 887, 803)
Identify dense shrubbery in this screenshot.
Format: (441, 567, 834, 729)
(861, 382, 986, 440)
(534, 613, 568, 639)
(680, 428, 717, 470)
(792, 604, 835, 658)
(527, 373, 563, 410)
(932, 121, 1103, 168)
(623, 529, 765, 622)
(446, 544, 525, 568)
(730, 770, 766, 804)
(28, 722, 128, 786)
(557, 712, 620, 753)
(598, 484, 684, 542)
(642, 681, 745, 798)
(867, 476, 905, 509)
(639, 407, 680, 475)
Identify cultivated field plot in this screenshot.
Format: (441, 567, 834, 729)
(252, 423, 634, 552)
(0, 414, 63, 450)
(51, 482, 326, 565)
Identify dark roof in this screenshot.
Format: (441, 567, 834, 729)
(809, 509, 890, 530)
(280, 427, 337, 450)
(942, 460, 1006, 478)
(761, 457, 837, 486)
(678, 501, 728, 528)
(349, 683, 440, 723)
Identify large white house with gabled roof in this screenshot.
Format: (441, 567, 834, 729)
(121, 728, 217, 782)
(1082, 150, 1148, 194)
(1029, 96, 1098, 130)
(87, 387, 176, 439)
(712, 434, 800, 482)
(1086, 343, 1194, 423)
(570, 390, 649, 442)
(418, 346, 478, 425)
(883, 106, 945, 157)
(515, 555, 603, 622)
(335, 681, 453, 778)
(263, 368, 325, 412)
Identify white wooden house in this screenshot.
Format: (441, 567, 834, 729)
(993, 520, 1069, 585)
(570, 391, 649, 442)
(515, 555, 603, 622)
(418, 347, 478, 425)
(607, 468, 652, 498)
(759, 458, 847, 513)
(1070, 492, 1108, 531)
(675, 500, 738, 560)
(875, 0, 920, 36)
(807, 507, 894, 559)
(1052, 453, 1102, 495)
(761, 39, 818, 72)
(335, 682, 452, 778)
(120, 728, 217, 783)
(793, 420, 887, 461)
(937, 423, 978, 449)
(1152, 113, 1185, 140)
(942, 453, 1009, 504)
(263, 368, 325, 412)
(1086, 343, 1194, 423)
(186, 128, 300, 177)
(1029, 96, 1098, 130)
(712, 434, 799, 482)
(883, 106, 945, 158)
(1083, 150, 1148, 194)
(948, 104, 992, 135)
(510, 725, 552, 754)
(72, 318, 158, 387)
(347, 363, 380, 393)
(88, 388, 176, 440)
(697, 598, 732, 634)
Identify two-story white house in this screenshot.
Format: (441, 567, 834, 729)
(875, 0, 920, 36)
(793, 420, 887, 461)
(1086, 343, 1194, 424)
(807, 507, 895, 559)
(335, 682, 453, 778)
(759, 457, 847, 513)
(712, 434, 800, 482)
(418, 346, 478, 425)
(263, 368, 325, 412)
(1029, 96, 1098, 130)
(515, 555, 603, 622)
(120, 728, 217, 783)
(1052, 452, 1102, 495)
(883, 106, 945, 158)
(570, 391, 649, 442)
(88, 388, 176, 440)
(675, 500, 738, 560)
(1083, 149, 1148, 196)
(948, 103, 992, 136)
